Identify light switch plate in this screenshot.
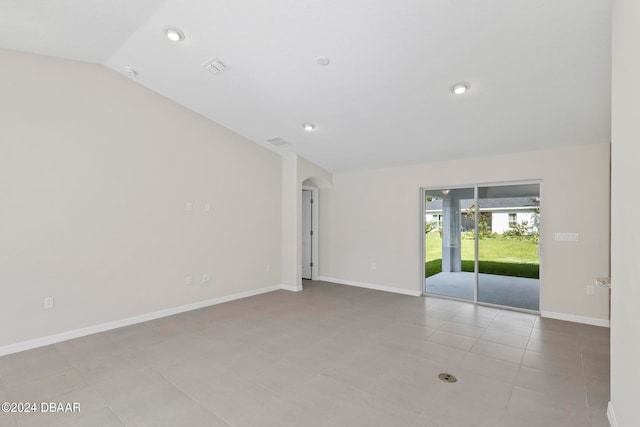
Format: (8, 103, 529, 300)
(555, 232, 579, 242)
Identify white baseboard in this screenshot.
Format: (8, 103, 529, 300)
(541, 310, 610, 328)
(317, 276, 422, 297)
(280, 284, 303, 292)
(607, 401, 617, 427)
(0, 285, 282, 357)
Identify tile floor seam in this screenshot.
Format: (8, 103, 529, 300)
(503, 309, 535, 415)
(4, 370, 88, 402)
(480, 305, 535, 420)
(103, 407, 127, 427)
(81, 371, 128, 427)
(519, 315, 534, 365)
(151, 365, 234, 427)
(432, 313, 482, 387)
(580, 342, 593, 424)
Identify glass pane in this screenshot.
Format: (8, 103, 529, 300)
(476, 184, 540, 310)
(425, 187, 476, 301)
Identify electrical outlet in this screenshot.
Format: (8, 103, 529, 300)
(185, 275, 192, 285)
(586, 285, 595, 295)
(44, 297, 55, 309)
(371, 262, 377, 270)
(266, 264, 271, 272)
(204, 203, 211, 212)
(202, 273, 211, 283)
(186, 202, 193, 212)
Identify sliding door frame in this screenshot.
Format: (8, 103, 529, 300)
(420, 179, 543, 313)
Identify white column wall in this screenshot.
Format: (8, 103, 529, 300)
(610, 1, 640, 424)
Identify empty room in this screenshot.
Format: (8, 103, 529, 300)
(1, 1, 638, 427)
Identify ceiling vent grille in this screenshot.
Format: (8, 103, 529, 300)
(267, 137, 290, 147)
(203, 58, 227, 75)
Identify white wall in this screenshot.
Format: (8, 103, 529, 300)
(0, 50, 282, 348)
(281, 154, 299, 289)
(281, 153, 332, 290)
(319, 143, 610, 322)
(610, 1, 640, 425)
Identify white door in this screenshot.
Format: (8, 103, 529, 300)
(302, 190, 313, 279)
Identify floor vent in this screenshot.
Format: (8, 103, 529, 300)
(438, 373, 458, 383)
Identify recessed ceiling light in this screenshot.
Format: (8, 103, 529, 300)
(316, 56, 330, 66)
(122, 66, 138, 77)
(451, 82, 470, 95)
(164, 27, 185, 42)
(303, 123, 316, 132)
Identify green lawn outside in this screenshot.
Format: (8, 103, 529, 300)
(425, 233, 539, 279)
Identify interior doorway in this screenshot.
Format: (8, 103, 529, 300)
(302, 189, 313, 280)
(423, 182, 541, 312)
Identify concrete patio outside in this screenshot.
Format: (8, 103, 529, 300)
(425, 271, 540, 311)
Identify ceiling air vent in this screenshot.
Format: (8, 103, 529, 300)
(267, 137, 290, 147)
(203, 58, 227, 75)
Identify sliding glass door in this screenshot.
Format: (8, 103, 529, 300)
(424, 183, 540, 312)
(424, 187, 476, 301)
(477, 184, 540, 310)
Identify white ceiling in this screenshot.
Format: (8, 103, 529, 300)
(1, 0, 611, 172)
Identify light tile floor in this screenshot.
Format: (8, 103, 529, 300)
(0, 281, 610, 427)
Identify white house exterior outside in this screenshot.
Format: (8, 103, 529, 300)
(488, 209, 538, 234)
(425, 197, 540, 235)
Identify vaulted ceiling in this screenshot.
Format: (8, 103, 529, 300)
(1, 1, 611, 172)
